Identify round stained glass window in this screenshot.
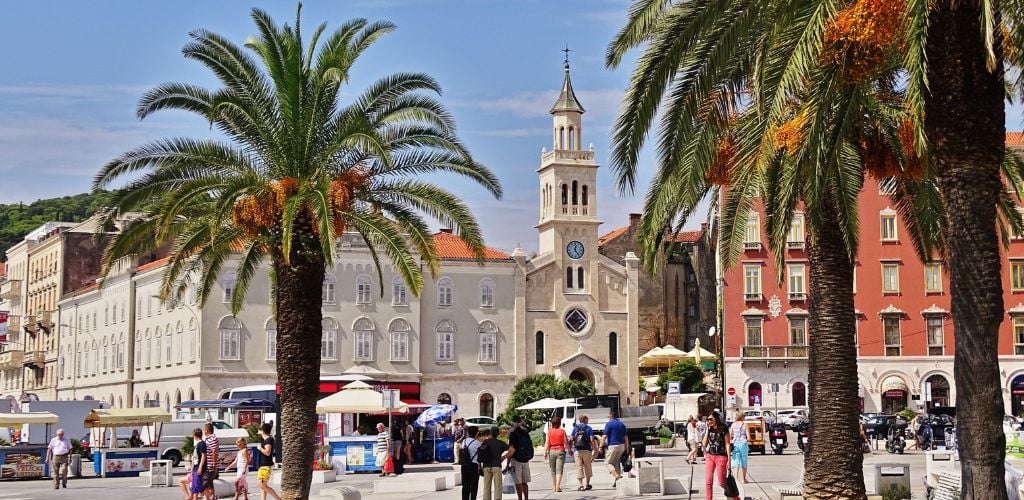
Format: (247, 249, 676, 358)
(564, 308, 589, 333)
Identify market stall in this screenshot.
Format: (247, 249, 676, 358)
(84, 408, 171, 478)
(0, 412, 57, 480)
(318, 381, 407, 473)
(415, 404, 457, 463)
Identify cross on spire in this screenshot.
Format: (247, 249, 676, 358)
(562, 44, 572, 68)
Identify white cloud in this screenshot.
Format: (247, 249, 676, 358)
(476, 88, 625, 119)
(473, 127, 550, 138)
(0, 83, 150, 105)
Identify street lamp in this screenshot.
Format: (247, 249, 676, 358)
(708, 325, 725, 411)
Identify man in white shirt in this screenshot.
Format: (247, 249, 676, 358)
(46, 428, 71, 489)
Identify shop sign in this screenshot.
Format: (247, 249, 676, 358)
(1, 452, 43, 479)
(883, 390, 907, 399)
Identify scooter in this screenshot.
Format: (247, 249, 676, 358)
(885, 424, 906, 454)
(918, 418, 936, 451)
(795, 422, 810, 452)
(770, 422, 788, 455)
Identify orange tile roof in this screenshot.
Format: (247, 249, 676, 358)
(0, 262, 6, 277)
(137, 256, 170, 273)
(668, 230, 704, 243)
(65, 283, 99, 298)
(432, 231, 511, 260)
(598, 226, 629, 246)
(1009, 132, 1024, 147)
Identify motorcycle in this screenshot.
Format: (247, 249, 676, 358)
(885, 423, 906, 454)
(795, 423, 810, 452)
(770, 422, 788, 455)
(918, 417, 936, 451)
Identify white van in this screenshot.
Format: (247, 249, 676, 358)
(158, 419, 233, 466)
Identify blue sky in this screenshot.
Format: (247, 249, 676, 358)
(2, 1, 1022, 254)
(0, 0, 659, 253)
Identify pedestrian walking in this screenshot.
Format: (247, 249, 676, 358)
(696, 416, 708, 462)
(729, 412, 749, 483)
(544, 416, 572, 492)
(505, 416, 534, 500)
(479, 427, 508, 500)
(202, 422, 221, 499)
(453, 418, 466, 464)
(224, 437, 250, 500)
(46, 428, 71, 489)
(257, 423, 280, 500)
(571, 415, 597, 491)
(191, 428, 209, 500)
(702, 412, 737, 500)
(601, 410, 629, 488)
(391, 421, 404, 476)
(375, 423, 390, 476)
(178, 428, 203, 499)
(460, 425, 482, 500)
(686, 416, 699, 464)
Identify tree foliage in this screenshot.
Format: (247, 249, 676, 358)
(0, 191, 115, 259)
(656, 360, 707, 395)
(500, 374, 595, 427)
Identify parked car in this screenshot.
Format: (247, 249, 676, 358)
(464, 416, 498, 428)
(862, 415, 898, 439)
(157, 419, 232, 467)
(777, 409, 809, 429)
(743, 409, 777, 425)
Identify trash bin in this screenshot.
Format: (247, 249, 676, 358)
(874, 462, 911, 497)
(69, 454, 82, 478)
(636, 457, 664, 496)
(149, 459, 173, 487)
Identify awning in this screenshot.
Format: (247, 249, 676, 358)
(316, 380, 408, 413)
(0, 411, 58, 425)
(880, 376, 909, 394)
(402, 399, 431, 409)
(84, 408, 172, 428)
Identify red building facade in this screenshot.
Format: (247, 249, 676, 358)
(723, 138, 1024, 415)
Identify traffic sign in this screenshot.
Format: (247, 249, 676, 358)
(727, 387, 736, 396)
(667, 381, 681, 401)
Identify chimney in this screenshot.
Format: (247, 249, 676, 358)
(629, 213, 641, 226)
(440, 228, 453, 234)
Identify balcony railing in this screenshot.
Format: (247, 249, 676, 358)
(741, 345, 808, 359)
(6, 316, 19, 333)
(786, 241, 805, 250)
(541, 149, 595, 162)
(0, 279, 21, 300)
(0, 348, 24, 369)
(22, 350, 44, 368)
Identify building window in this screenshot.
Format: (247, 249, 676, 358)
(165, 324, 172, 365)
(1015, 317, 1024, 355)
(535, 331, 545, 365)
(222, 272, 237, 303)
(143, 332, 150, 368)
(175, 323, 183, 364)
(392, 276, 408, 306)
(218, 317, 241, 361)
(883, 317, 901, 356)
(102, 338, 108, 372)
(390, 319, 410, 362)
(744, 214, 761, 248)
(355, 275, 372, 305)
(789, 317, 807, 345)
(118, 333, 125, 370)
(1013, 262, 1024, 291)
(881, 212, 898, 241)
(266, 319, 277, 361)
(354, 318, 374, 362)
(479, 321, 497, 362)
(190, 319, 198, 362)
(787, 263, 806, 300)
(154, 329, 162, 367)
(787, 214, 805, 248)
(438, 277, 454, 307)
(479, 393, 494, 418)
(609, 332, 618, 366)
(134, 335, 142, 371)
(743, 264, 762, 300)
(577, 267, 585, 289)
(925, 263, 943, 293)
(437, 393, 452, 405)
(566, 266, 574, 289)
(792, 382, 807, 407)
(436, 320, 455, 361)
(882, 263, 900, 293)
(322, 318, 338, 361)
(322, 274, 336, 304)
(745, 317, 763, 346)
(480, 278, 495, 308)
(926, 316, 944, 356)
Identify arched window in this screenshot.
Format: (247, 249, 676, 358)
(436, 320, 455, 361)
(322, 318, 339, 361)
(479, 278, 495, 308)
(322, 274, 336, 304)
(572, 180, 578, 205)
(135, 396, 140, 408)
(165, 323, 172, 365)
(479, 321, 498, 362)
(104, 305, 109, 326)
(748, 382, 763, 407)
(92, 340, 98, 376)
(437, 393, 452, 405)
(58, 354, 65, 380)
(112, 304, 117, 324)
(354, 318, 375, 362)
(134, 334, 142, 371)
(118, 333, 125, 370)
(390, 318, 410, 362)
(189, 319, 198, 362)
(118, 396, 123, 408)
(535, 331, 545, 365)
(392, 276, 408, 306)
(568, 126, 575, 150)
(154, 327, 162, 366)
(577, 267, 585, 289)
(188, 389, 195, 401)
(559, 127, 565, 149)
(218, 317, 241, 361)
(355, 275, 372, 304)
(582, 185, 588, 207)
(175, 390, 182, 405)
(792, 382, 807, 407)
(222, 271, 237, 303)
(561, 184, 568, 205)
(175, 323, 183, 364)
(265, 318, 277, 361)
(479, 393, 494, 418)
(609, 332, 618, 366)
(438, 277, 454, 307)
(102, 337, 109, 372)
(143, 331, 150, 368)
(566, 266, 574, 289)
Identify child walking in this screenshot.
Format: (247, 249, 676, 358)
(225, 438, 250, 500)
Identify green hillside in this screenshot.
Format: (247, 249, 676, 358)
(0, 191, 114, 259)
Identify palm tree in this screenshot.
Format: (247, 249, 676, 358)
(93, 7, 500, 499)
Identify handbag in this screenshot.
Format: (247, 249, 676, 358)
(723, 470, 740, 497)
(382, 455, 395, 475)
(620, 452, 633, 473)
(502, 468, 516, 494)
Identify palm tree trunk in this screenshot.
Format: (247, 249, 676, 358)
(926, 2, 1007, 497)
(804, 193, 865, 499)
(273, 218, 326, 500)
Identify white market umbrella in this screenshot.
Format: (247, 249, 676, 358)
(516, 398, 580, 410)
(316, 380, 386, 413)
(638, 347, 666, 368)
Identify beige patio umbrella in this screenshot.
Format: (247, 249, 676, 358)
(638, 347, 665, 368)
(656, 345, 689, 365)
(686, 338, 717, 363)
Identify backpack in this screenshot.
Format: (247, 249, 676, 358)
(512, 430, 534, 462)
(572, 426, 591, 450)
(459, 439, 478, 468)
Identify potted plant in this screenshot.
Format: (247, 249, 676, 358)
(310, 445, 336, 483)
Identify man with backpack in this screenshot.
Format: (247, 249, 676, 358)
(460, 426, 482, 500)
(571, 415, 598, 491)
(504, 416, 534, 500)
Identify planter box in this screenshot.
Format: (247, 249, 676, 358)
(312, 470, 337, 484)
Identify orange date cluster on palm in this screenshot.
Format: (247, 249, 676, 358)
(823, 0, 906, 83)
(773, 113, 808, 156)
(325, 169, 371, 235)
(706, 136, 736, 186)
(861, 120, 925, 180)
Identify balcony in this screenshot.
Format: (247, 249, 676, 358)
(743, 241, 762, 250)
(22, 350, 44, 369)
(744, 293, 762, 302)
(786, 241, 805, 250)
(0, 279, 21, 300)
(788, 292, 807, 301)
(35, 311, 53, 333)
(741, 345, 808, 359)
(541, 149, 595, 163)
(22, 315, 37, 334)
(6, 316, 19, 333)
(0, 348, 23, 369)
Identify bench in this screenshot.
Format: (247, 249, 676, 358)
(776, 471, 804, 499)
(373, 475, 447, 493)
(931, 470, 961, 500)
(313, 485, 361, 500)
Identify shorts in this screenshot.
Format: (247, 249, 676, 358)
(509, 459, 531, 484)
(548, 450, 566, 475)
(605, 444, 625, 473)
(731, 442, 749, 468)
(190, 470, 204, 494)
(257, 466, 272, 483)
(203, 470, 218, 489)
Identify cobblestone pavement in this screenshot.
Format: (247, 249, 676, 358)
(0, 440, 935, 500)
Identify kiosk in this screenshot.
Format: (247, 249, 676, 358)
(84, 408, 171, 477)
(0, 412, 57, 480)
(316, 381, 408, 474)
